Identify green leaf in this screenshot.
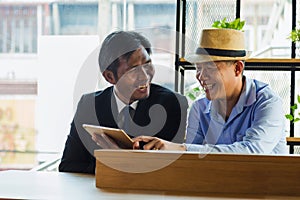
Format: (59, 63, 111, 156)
(193, 87, 200, 92)
(232, 18, 238, 28)
(187, 93, 196, 101)
(285, 114, 294, 121)
(288, 21, 300, 42)
(238, 21, 245, 30)
(291, 104, 298, 110)
(211, 18, 245, 31)
(212, 21, 218, 28)
(285, 93, 300, 123)
(294, 118, 300, 123)
(297, 95, 300, 104)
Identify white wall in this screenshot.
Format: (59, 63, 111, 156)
(0, 55, 38, 80)
(36, 35, 100, 153)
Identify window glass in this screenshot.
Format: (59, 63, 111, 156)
(0, 0, 177, 170)
(0, 5, 37, 54)
(0, 98, 37, 169)
(97, 1, 177, 90)
(184, 0, 236, 102)
(48, 3, 99, 35)
(241, 0, 292, 58)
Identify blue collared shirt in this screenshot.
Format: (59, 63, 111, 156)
(185, 76, 288, 154)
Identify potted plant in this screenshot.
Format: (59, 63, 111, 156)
(211, 17, 245, 30)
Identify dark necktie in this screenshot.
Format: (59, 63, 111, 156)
(118, 105, 135, 135)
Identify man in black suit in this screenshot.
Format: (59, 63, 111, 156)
(59, 31, 188, 174)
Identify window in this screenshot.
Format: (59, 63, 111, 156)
(0, 0, 178, 169)
(0, 5, 37, 54)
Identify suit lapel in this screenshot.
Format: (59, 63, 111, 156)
(134, 99, 151, 126)
(95, 87, 119, 128)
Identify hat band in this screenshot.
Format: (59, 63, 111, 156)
(196, 48, 246, 57)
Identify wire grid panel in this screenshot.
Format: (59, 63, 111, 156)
(295, 146, 300, 154)
(243, 70, 291, 134)
(184, 0, 237, 57)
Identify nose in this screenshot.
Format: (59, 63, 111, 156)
(196, 67, 209, 81)
(136, 66, 149, 81)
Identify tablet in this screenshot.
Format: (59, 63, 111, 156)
(82, 124, 134, 149)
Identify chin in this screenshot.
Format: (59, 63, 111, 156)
(132, 91, 150, 101)
(206, 92, 217, 100)
(139, 92, 150, 100)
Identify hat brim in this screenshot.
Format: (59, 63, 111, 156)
(185, 51, 251, 64)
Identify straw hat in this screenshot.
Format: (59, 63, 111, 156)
(186, 28, 249, 63)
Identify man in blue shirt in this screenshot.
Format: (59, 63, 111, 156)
(133, 28, 288, 154)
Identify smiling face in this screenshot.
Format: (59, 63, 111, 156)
(113, 46, 155, 104)
(196, 61, 237, 101)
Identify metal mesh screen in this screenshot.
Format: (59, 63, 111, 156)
(295, 146, 300, 154)
(184, 0, 236, 57)
(243, 70, 291, 135)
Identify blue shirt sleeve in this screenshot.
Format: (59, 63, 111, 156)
(186, 101, 205, 144)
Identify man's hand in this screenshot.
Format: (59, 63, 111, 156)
(132, 136, 186, 151)
(91, 133, 120, 149)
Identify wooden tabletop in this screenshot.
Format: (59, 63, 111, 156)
(0, 170, 299, 200)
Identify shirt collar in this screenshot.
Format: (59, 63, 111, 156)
(233, 76, 247, 113)
(113, 87, 138, 113)
(203, 98, 211, 114)
(244, 76, 257, 106)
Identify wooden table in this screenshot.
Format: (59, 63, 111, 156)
(0, 170, 298, 200)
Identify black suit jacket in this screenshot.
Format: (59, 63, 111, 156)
(59, 84, 188, 174)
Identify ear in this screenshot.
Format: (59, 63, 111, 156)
(234, 61, 244, 76)
(102, 70, 117, 84)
